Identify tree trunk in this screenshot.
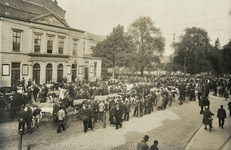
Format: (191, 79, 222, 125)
(140, 68, 144, 77)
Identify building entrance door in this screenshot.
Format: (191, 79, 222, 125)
(11, 63, 20, 86)
(84, 68, 89, 82)
(33, 63, 40, 85)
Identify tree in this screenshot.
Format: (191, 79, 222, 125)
(172, 27, 214, 74)
(91, 24, 134, 78)
(127, 16, 165, 76)
(222, 39, 231, 74)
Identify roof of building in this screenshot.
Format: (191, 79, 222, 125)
(87, 32, 107, 42)
(0, 0, 84, 32)
(159, 56, 171, 63)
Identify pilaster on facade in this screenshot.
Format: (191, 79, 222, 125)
(54, 32, 58, 54)
(42, 30, 47, 54)
(29, 27, 34, 53)
(53, 62, 57, 81)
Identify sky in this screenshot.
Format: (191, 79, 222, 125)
(58, 0, 231, 56)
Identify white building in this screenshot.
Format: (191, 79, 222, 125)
(0, 0, 103, 87)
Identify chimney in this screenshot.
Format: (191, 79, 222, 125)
(54, 0, 58, 4)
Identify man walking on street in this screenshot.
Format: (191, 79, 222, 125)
(150, 140, 159, 150)
(217, 104, 226, 129)
(82, 105, 93, 133)
(17, 105, 27, 135)
(114, 103, 123, 130)
(57, 106, 66, 133)
(137, 135, 149, 150)
(228, 101, 231, 117)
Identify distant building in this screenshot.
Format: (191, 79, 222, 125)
(0, 0, 102, 87)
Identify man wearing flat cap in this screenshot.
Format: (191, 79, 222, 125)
(217, 104, 226, 129)
(137, 135, 149, 150)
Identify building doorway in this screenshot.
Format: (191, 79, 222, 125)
(11, 63, 20, 86)
(84, 67, 89, 82)
(46, 64, 52, 84)
(33, 63, 40, 85)
(57, 64, 63, 83)
(72, 64, 77, 82)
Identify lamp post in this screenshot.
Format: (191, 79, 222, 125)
(184, 55, 186, 77)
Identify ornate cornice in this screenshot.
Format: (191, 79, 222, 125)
(28, 53, 70, 58)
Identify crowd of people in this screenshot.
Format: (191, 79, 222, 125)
(0, 74, 231, 137)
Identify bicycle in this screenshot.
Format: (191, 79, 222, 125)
(208, 115, 213, 132)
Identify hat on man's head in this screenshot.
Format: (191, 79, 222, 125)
(220, 104, 223, 107)
(143, 135, 149, 141)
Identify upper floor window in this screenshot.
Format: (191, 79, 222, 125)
(47, 36, 53, 54)
(34, 34, 41, 53)
(13, 31, 21, 51)
(73, 40, 78, 55)
(58, 37, 64, 54)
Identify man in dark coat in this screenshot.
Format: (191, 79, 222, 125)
(137, 135, 149, 150)
(17, 106, 27, 134)
(53, 102, 60, 123)
(33, 85, 40, 102)
(150, 140, 159, 150)
(82, 105, 93, 133)
(202, 106, 214, 130)
(124, 100, 131, 121)
(9, 96, 17, 120)
(0, 97, 6, 123)
(92, 100, 99, 122)
(26, 106, 33, 133)
(228, 102, 231, 117)
(199, 94, 206, 114)
(217, 104, 226, 129)
(114, 103, 123, 130)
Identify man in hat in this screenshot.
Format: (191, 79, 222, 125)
(82, 105, 93, 133)
(137, 135, 149, 150)
(124, 100, 131, 121)
(202, 106, 214, 130)
(217, 104, 226, 129)
(150, 140, 159, 150)
(57, 106, 66, 133)
(17, 105, 27, 135)
(114, 103, 123, 130)
(228, 101, 231, 117)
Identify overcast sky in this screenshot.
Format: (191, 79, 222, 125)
(58, 0, 231, 56)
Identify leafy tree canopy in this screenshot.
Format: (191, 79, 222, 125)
(92, 24, 134, 68)
(127, 16, 165, 76)
(172, 27, 215, 74)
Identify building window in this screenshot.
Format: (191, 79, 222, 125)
(13, 31, 21, 51)
(58, 37, 64, 54)
(34, 34, 41, 53)
(47, 36, 53, 53)
(73, 40, 78, 55)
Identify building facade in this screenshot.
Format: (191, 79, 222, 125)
(0, 0, 102, 87)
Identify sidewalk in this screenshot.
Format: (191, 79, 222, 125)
(185, 95, 231, 150)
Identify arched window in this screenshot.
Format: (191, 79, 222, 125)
(46, 64, 52, 83)
(33, 63, 40, 84)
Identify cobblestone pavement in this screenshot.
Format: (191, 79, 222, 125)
(185, 95, 231, 150)
(0, 94, 230, 150)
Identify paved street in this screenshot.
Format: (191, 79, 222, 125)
(0, 94, 230, 150)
